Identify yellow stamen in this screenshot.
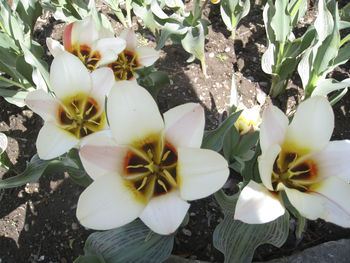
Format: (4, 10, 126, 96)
(157, 179, 168, 192)
(162, 150, 171, 162)
(147, 149, 153, 159)
(137, 177, 148, 191)
(127, 164, 145, 169)
(162, 169, 177, 187)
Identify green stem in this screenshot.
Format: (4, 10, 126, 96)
(0, 75, 26, 89)
(340, 33, 350, 48)
(192, 0, 210, 26)
(305, 74, 319, 99)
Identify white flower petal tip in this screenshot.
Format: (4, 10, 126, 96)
(137, 46, 160, 66)
(260, 104, 288, 153)
(140, 191, 190, 235)
(107, 81, 164, 145)
(234, 181, 285, 224)
(77, 173, 145, 230)
(50, 51, 91, 99)
(286, 177, 350, 228)
(178, 148, 229, 201)
(46, 38, 64, 57)
(286, 96, 334, 152)
(36, 122, 79, 160)
(164, 103, 205, 148)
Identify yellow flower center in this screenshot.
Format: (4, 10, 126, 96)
(108, 50, 139, 81)
(72, 45, 101, 72)
(58, 93, 106, 139)
(123, 137, 178, 202)
(272, 150, 318, 192)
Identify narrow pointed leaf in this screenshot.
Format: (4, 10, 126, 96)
(82, 219, 174, 263)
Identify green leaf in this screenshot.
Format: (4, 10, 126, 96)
(156, 22, 187, 50)
(232, 131, 259, 161)
(181, 21, 207, 75)
(82, 219, 174, 263)
(271, 0, 291, 42)
(0, 154, 50, 189)
(214, 190, 239, 212)
(202, 110, 242, 152)
(0, 88, 29, 107)
(240, 143, 261, 182)
(74, 254, 106, 263)
(15, 0, 43, 32)
(213, 211, 289, 263)
(223, 125, 240, 163)
(0, 151, 92, 189)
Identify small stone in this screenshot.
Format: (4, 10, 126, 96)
(182, 228, 192, 236)
(225, 47, 231, 52)
(209, 52, 215, 58)
(24, 224, 29, 232)
(71, 222, 79, 230)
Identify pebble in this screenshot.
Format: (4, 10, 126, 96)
(225, 47, 231, 52)
(209, 52, 215, 58)
(182, 228, 192, 236)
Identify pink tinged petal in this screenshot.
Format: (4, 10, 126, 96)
(286, 96, 334, 153)
(311, 140, 350, 182)
(285, 177, 350, 227)
(107, 81, 164, 145)
(120, 29, 137, 52)
(79, 131, 128, 180)
(136, 46, 159, 67)
(90, 67, 114, 114)
(260, 104, 288, 153)
(177, 147, 229, 201)
(77, 173, 145, 230)
(258, 144, 281, 191)
(25, 89, 60, 122)
(36, 122, 79, 160)
(50, 51, 91, 99)
(46, 38, 65, 57)
(234, 181, 285, 224)
(140, 191, 190, 235)
(164, 103, 205, 149)
(93, 37, 126, 65)
(63, 23, 73, 52)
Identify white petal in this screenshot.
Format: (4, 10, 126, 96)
(120, 29, 137, 52)
(140, 191, 190, 235)
(71, 16, 99, 46)
(286, 96, 334, 153)
(285, 176, 350, 227)
(260, 104, 288, 153)
(89, 67, 114, 114)
(50, 51, 91, 99)
(93, 37, 126, 65)
(234, 181, 285, 224)
(79, 131, 129, 180)
(46, 38, 65, 57)
(311, 140, 350, 182)
(136, 46, 159, 66)
(36, 122, 79, 160)
(77, 173, 145, 230)
(25, 89, 60, 122)
(107, 81, 164, 145)
(177, 147, 229, 201)
(164, 103, 204, 148)
(258, 144, 281, 191)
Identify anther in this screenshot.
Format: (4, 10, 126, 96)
(157, 179, 168, 192)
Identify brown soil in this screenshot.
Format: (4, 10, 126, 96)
(1, 1, 350, 262)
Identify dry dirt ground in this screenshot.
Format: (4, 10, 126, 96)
(1, 1, 350, 262)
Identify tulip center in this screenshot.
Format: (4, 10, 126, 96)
(123, 139, 178, 201)
(58, 94, 106, 139)
(108, 50, 139, 81)
(272, 152, 318, 192)
(72, 45, 101, 72)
